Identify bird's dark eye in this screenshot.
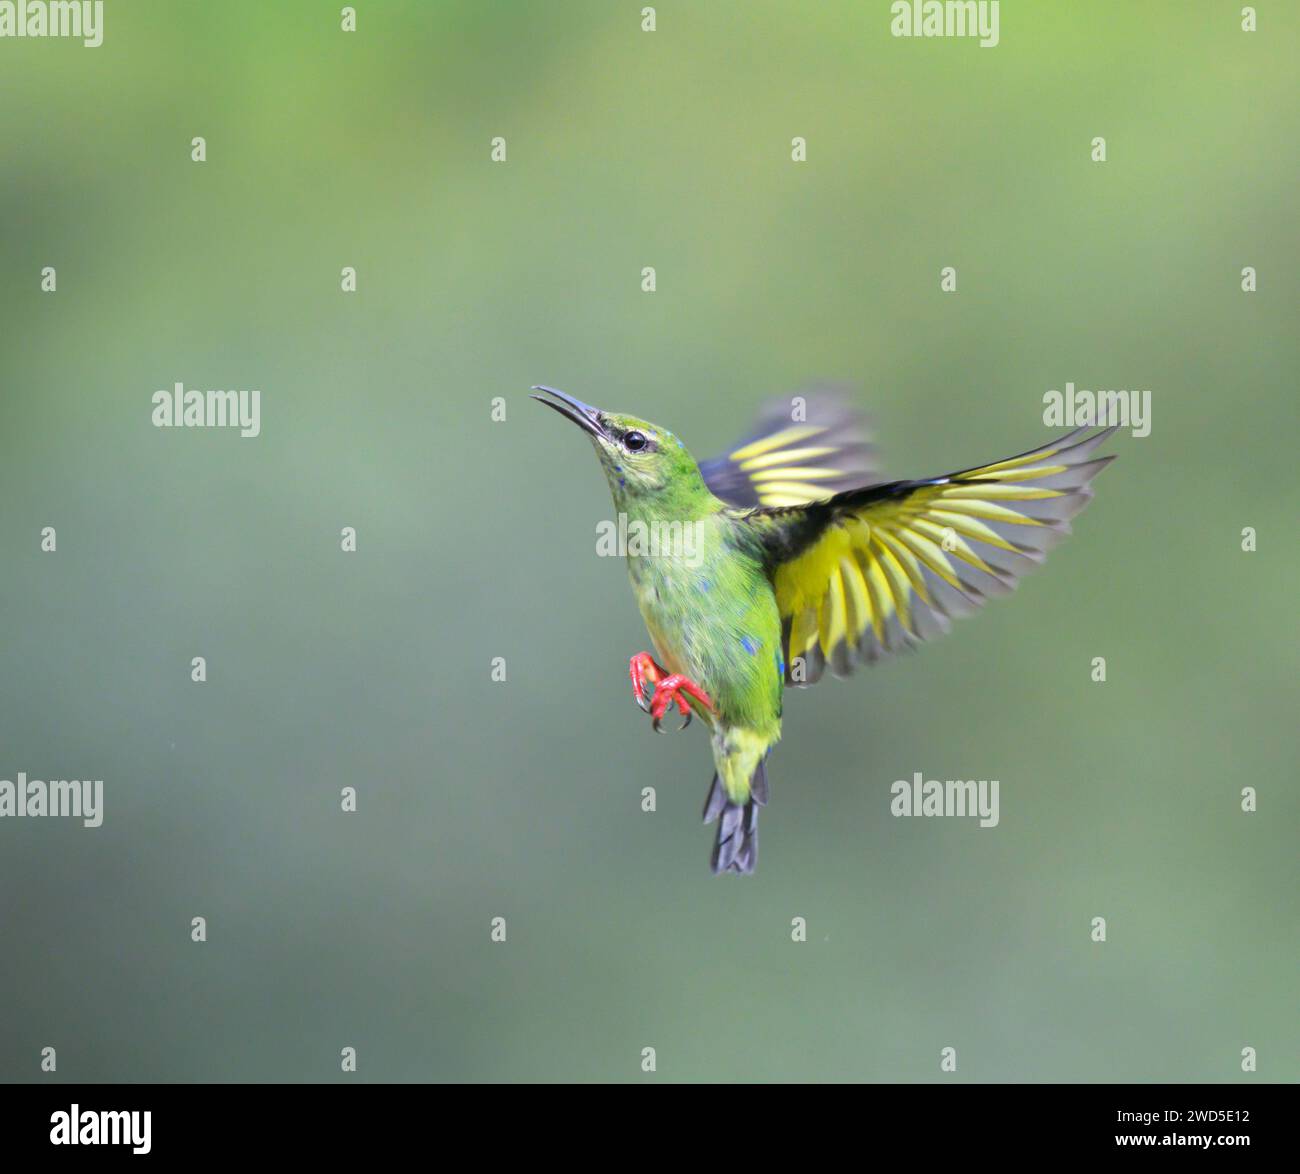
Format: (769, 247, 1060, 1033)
(624, 430, 648, 452)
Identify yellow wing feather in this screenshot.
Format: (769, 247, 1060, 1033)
(766, 428, 1117, 685)
(700, 391, 880, 508)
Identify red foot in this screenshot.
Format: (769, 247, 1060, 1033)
(648, 674, 715, 734)
(629, 652, 665, 713)
(629, 653, 715, 732)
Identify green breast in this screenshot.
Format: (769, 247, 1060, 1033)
(627, 521, 783, 733)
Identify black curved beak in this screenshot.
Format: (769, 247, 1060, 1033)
(530, 385, 605, 437)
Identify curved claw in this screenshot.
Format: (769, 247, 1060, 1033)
(630, 651, 664, 714)
(652, 706, 692, 734)
(648, 673, 714, 734)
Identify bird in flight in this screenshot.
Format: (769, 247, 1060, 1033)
(533, 386, 1116, 875)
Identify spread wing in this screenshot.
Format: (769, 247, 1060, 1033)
(699, 389, 880, 508)
(741, 427, 1118, 685)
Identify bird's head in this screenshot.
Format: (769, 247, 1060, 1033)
(531, 385, 711, 512)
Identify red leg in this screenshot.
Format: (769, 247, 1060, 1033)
(649, 674, 715, 733)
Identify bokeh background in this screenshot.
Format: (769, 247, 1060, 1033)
(1, 1, 1296, 1083)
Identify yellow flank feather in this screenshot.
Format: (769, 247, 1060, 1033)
(715, 727, 772, 804)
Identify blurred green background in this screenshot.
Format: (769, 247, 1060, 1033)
(1, 1, 1296, 1083)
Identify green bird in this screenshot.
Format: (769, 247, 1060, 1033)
(533, 385, 1116, 874)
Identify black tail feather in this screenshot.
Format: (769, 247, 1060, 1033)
(702, 772, 728, 823)
(711, 800, 758, 874)
(702, 758, 767, 875)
